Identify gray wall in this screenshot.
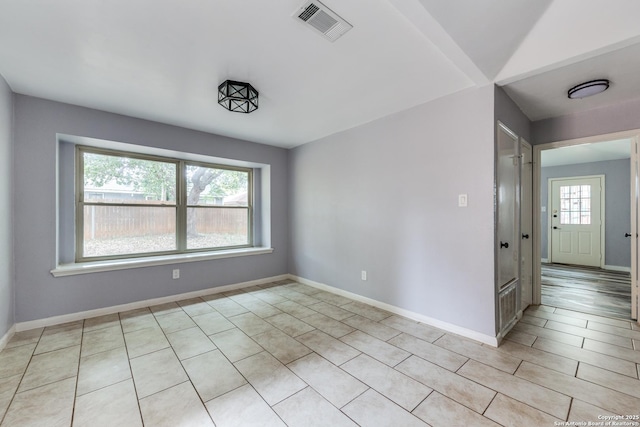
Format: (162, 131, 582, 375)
(0, 75, 14, 337)
(495, 85, 531, 143)
(289, 86, 498, 337)
(13, 95, 289, 322)
(533, 96, 640, 145)
(540, 159, 631, 268)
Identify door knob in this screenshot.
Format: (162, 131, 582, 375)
(553, 226, 560, 230)
(522, 234, 529, 239)
(625, 233, 632, 237)
(500, 241, 509, 249)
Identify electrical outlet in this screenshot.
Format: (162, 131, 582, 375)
(361, 270, 367, 281)
(172, 269, 180, 279)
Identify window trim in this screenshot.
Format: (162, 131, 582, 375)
(51, 247, 274, 277)
(76, 145, 254, 262)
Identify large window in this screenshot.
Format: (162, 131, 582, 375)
(77, 147, 252, 261)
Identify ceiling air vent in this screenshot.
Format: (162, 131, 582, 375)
(294, 1, 353, 42)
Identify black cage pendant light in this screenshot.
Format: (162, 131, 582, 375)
(218, 80, 259, 113)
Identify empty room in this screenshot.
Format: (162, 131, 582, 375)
(0, 1, 639, 426)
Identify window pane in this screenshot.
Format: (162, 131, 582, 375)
(570, 185, 581, 198)
(571, 212, 580, 224)
(186, 165, 249, 207)
(558, 183, 592, 226)
(570, 198, 580, 211)
(83, 206, 176, 257)
(186, 207, 249, 249)
(84, 152, 176, 204)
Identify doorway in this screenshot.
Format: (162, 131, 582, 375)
(549, 175, 604, 268)
(533, 132, 638, 322)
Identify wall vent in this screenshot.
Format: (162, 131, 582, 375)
(499, 282, 518, 334)
(294, 1, 353, 42)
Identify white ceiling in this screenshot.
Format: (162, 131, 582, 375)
(1, 0, 640, 148)
(502, 43, 640, 121)
(541, 138, 631, 167)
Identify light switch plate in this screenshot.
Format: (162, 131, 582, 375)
(458, 194, 468, 207)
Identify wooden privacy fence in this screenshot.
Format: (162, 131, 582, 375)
(84, 204, 248, 239)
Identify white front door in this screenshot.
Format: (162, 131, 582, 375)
(520, 140, 533, 309)
(550, 176, 604, 267)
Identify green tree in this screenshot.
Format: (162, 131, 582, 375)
(83, 153, 177, 201)
(185, 166, 247, 236)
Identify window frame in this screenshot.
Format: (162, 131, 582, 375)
(559, 184, 591, 225)
(75, 146, 253, 262)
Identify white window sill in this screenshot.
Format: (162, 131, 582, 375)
(50, 247, 274, 277)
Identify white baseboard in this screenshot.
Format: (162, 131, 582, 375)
(12, 272, 501, 348)
(289, 274, 499, 347)
(541, 258, 549, 264)
(15, 274, 289, 332)
(604, 265, 631, 273)
(0, 324, 16, 351)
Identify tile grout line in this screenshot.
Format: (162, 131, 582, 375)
(68, 319, 86, 427)
(0, 328, 43, 427)
(156, 304, 218, 426)
(457, 357, 575, 420)
(480, 391, 500, 418)
(181, 291, 304, 424)
(119, 310, 149, 427)
(408, 389, 434, 415)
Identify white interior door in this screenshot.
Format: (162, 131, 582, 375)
(496, 123, 520, 334)
(520, 140, 533, 309)
(496, 123, 520, 292)
(550, 176, 603, 267)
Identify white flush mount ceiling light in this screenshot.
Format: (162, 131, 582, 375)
(567, 79, 610, 99)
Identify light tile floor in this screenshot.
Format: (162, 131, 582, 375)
(0, 280, 639, 426)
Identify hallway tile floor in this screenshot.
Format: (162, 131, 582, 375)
(542, 263, 631, 320)
(0, 280, 639, 426)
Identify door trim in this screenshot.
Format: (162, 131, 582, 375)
(632, 139, 638, 320)
(520, 139, 533, 310)
(547, 174, 605, 268)
(532, 129, 640, 323)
